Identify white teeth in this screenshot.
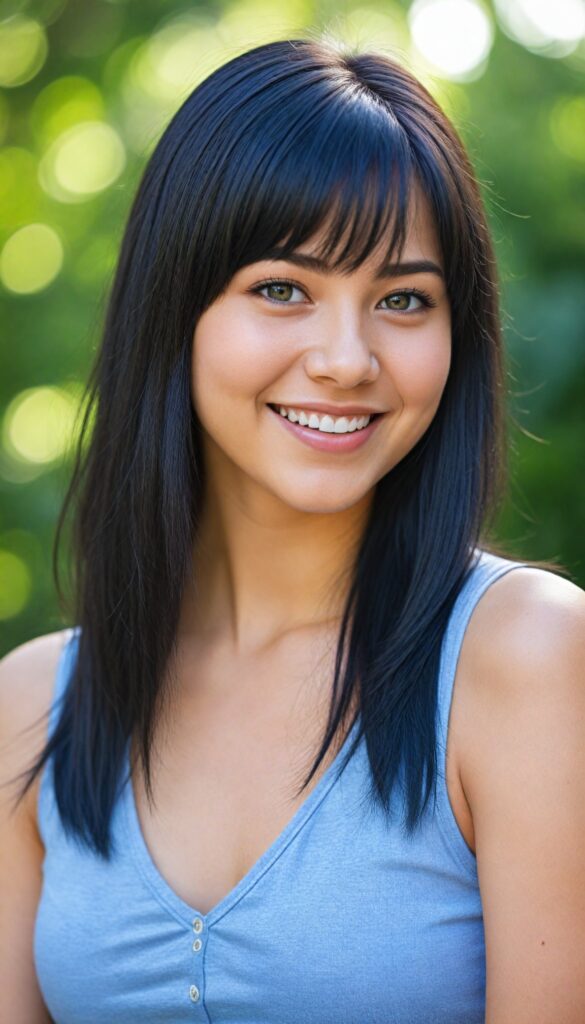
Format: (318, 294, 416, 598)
(319, 415, 335, 432)
(333, 417, 350, 433)
(275, 405, 372, 433)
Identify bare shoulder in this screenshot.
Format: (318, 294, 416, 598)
(0, 628, 72, 826)
(457, 562, 585, 808)
(464, 564, 584, 674)
(457, 565, 585, 1023)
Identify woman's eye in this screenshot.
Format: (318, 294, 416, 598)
(380, 292, 424, 312)
(256, 281, 306, 303)
(252, 281, 433, 311)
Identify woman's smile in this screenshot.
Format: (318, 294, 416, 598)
(266, 402, 386, 453)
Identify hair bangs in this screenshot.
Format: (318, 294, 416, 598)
(219, 84, 416, 286)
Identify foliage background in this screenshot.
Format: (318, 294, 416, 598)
(1, 0, 584, 654)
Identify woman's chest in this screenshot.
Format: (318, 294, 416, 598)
(37, 717, 485, 1024)
(129, 629, 475, 920)
(132, 630, 357, 916)
(132, 681, 348, 915)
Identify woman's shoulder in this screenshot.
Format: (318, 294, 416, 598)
(0, 628, 72, 827)
(454, 559, 585, 805)
(463, 560, 585, 694)
(0, 628, 70, 732)
(455, 563, 585, 1014)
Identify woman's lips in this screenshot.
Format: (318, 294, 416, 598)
(267, 405, 384, 453)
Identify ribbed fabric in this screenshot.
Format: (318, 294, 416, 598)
(34, 549, 528, 1023)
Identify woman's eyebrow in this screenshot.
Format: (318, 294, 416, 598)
(259, 247, 444, 281)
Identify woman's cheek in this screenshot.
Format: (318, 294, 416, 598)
(390, 326, 451, 408)
(192, 306, 293, 411)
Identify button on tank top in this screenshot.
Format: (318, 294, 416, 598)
(34, 549, 529, 1023)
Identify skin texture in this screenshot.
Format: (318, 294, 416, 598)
(184, 189, 451, 653)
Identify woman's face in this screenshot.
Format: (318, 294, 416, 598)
(191, 189, 451, 515)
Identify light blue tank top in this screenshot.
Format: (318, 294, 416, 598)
(34, 549, 529, 1023)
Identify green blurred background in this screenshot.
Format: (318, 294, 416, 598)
(1, 0, 584, 654)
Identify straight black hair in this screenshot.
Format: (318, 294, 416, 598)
(10, 37, 560, 857)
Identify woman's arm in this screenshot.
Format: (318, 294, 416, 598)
(0, 633, 66, 1024)
(459, 568, 585, 1024)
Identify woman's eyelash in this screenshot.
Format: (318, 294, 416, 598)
(380, 287, 438, 309)
(249, 277, 438, 309)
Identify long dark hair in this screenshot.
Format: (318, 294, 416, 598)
(10, 38, 558, 857)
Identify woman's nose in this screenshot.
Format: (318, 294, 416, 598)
(303, 309, 380, 388)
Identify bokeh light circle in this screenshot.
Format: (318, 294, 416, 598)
(0, 550, 31, 620)
(0, 223, 63, 294)
(30, 76, 106, 146)
(39, 120, 126, 201)
(0, 16, 48, 88)
(2, 386, 78, 465)
(550, 96, 585, 161)
(409, 0, 494, 79)
(495, 0, 585, 54)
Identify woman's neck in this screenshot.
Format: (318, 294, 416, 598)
(178, 481, 372, 657)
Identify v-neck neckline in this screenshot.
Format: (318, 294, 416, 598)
(121, 715, 361, 929)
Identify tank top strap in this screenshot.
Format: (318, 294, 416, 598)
(436, 549, 528, 737)
(433, 548, 528, 872)
(50, 627, 80, 734)
(37, 625, 81, 845)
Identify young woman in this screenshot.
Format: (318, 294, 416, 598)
(1, 37, 584, 1024)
